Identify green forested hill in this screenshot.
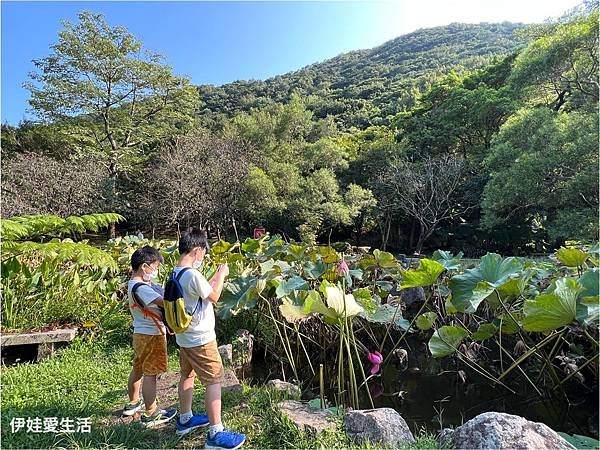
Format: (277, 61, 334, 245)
(197, 22, 525, 128)
(4, 9, 597, 254)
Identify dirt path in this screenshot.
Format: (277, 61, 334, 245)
(103, 371, 181, 426)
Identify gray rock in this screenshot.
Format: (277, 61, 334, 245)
(233, 329, 254, 368)
(400, 286, 425, 305)
(221, 369, 242, 393)
(438, 428, 454, 449)
(345, 408, 415, 446)
(218, 344, 233, 366)
(266, 379, 301, 398)
(439, 412, 576, 449)
(278, 400, 336, 434)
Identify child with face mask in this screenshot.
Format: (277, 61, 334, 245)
(173, 228, 245, 449)
(123, 245, 177, 427)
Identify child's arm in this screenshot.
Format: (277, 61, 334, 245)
(206, 264, 229, 304)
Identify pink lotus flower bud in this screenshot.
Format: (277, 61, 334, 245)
(367, 351, 383, 375)
(337, 259, 349, 276)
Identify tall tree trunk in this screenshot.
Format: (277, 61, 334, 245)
(409, 219, 416, 251)
(355, 215, 364, 246)
(232, 217, 240, 243)
(415, 222, 426, 255)
(382, 217, 391, 251)
(107, 168, 118, 239)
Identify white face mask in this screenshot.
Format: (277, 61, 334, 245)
(192, 248, 204, 270)
(143, 267, 158, 281)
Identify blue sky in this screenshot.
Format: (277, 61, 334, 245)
(1, 0, 581, 125)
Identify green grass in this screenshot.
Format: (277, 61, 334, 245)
(1, 329, 437, 449)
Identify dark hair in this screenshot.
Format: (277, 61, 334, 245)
(131, 245, 164, 270)
(179, 228, 209, 255)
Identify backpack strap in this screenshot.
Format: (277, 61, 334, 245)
(131, 282, 172, 336)
(175, 266, 192, 281)
(172, 267, 202, 316)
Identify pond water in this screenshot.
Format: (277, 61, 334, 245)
(370, 362, 598, 439)
(245, 343, 599, 440)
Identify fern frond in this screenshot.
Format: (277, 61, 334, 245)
(7, 240, 118, 270)
(0, 219, 32, 241)
(1, 213, 125, 240)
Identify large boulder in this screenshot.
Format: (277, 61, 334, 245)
(439, 412, 576, 449)
(278, 400, 336, 434)
(266, 379, 301, 398)
(221, 369, 242, 393)
(344, 408, 415, 446)
(218, 344, 233, 367)
(400, 286, 425, 305)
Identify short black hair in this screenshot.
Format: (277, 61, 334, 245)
(131, 245, 164, 270)
(179, 228, 209, 255)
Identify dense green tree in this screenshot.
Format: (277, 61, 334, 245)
(394, 56, 517, 159)
(223, 96, 375, 240)
(25, 11, 200, 182)
(509, 11, 598, 111)
(481, 108, 598, 242)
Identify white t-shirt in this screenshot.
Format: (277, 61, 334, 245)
(172, 266, 215, 348)
(127, 280, 166, 335)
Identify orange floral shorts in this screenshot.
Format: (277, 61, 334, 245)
(132, 333, 168, 376)
(179, 340, 224, 386)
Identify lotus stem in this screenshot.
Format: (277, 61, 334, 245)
(319, 364, 325, 409)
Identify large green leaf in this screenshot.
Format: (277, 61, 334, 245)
(260, 259, 292, 276)
(557, 432, 600, 450)
(304, 290, 337, 322)
(352, 287, 377, 314)
(472, 323, 497, 341)
(493, 313, 522, 335)
(303, 260, 327, 279)
(576, 269, 600, 325)
(241, 236, 267, 254)
(275, 276, 309, 298)
(362, 304, 411, 330)
(218, 275, 259, 319)
(400, 259, 445, 288)
(416, 312, 438, 330)
(318, 246, 339, 263)
(373, 249, 397, 268)
(432, 250, 463, 271)
(449, 253, 523, 313)
(523, 278, 580, 332)
(358, 254, 377, 270)
(428, 326, 469, 358)
(279, 297, 309, 323)
(556, 247, 588, 268)
(211, 239, 239, 255)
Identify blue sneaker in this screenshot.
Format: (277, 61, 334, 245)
(205, 429, 246, 449)
(175, 413, 210, 436)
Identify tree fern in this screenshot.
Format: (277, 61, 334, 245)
(1, 213, 125, 330)
(6, 240, 118, 270)
(0, 213, 124, 240)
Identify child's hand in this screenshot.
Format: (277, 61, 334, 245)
(218, 263, 229, 278)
